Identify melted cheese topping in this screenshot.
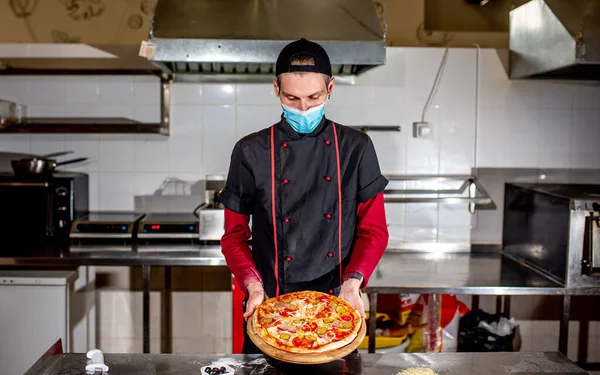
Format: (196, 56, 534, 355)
(257, 291, 360, 350)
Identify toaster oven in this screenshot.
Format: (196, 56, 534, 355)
(0, 172, 88, 249)
(503, 183, 600, 288)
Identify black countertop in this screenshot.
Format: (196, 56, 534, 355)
(24, 352, 589, 375)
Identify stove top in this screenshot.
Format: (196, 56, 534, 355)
(70, 212, 146, 239)
(141, 213, 198, 222)
(138, 213, 198, 239)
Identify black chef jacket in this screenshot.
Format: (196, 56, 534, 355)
(219, 115, 388, 298)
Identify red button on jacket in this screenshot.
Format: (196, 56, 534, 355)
(327, 252, 333, 258)
(324, 213, 332, 219)
(325, 140, 331, 146)
(283, 179, 289, 185)
(325, 176, 332, 181)
(221, 192, 389, 293)
(285, 256, 292, 262)
(284, 218, 290, 223)
(282, 142, 288, 148)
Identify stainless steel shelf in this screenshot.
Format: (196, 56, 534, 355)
(0, 118, 169, 135)
(350, 125, 401, 132)
(0, 76, 171, 135)
(383, 174, 495, 211)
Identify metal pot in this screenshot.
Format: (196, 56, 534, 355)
(11, 151, 87, 175)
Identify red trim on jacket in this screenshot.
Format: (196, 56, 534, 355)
(344, 191, 389, 288)
(221, 191, 388, 293)
(221, 208, 262, 294)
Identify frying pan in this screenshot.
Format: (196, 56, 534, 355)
(11, 151, 87, 175)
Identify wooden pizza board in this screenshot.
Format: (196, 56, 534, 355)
(247, 315, 367, 365)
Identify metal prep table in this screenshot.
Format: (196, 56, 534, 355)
(0, 245, 226, 355)
(25, 352, 589, 375)
(3, 248, 600, 358)
(365, 251, 600, 357)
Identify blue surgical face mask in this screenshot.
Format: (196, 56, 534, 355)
(281, 100, 327, 134)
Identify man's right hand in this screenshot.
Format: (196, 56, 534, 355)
(243, 282, 267, 320)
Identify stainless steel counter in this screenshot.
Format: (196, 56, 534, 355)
(25, 352, 589, 375)
(365, 252, 600, 296)
(0, 246, 226, 267)
(2, 249, 588, 295)
(0, 247, 593, 297)
(3, 249, 600, 356)
(362, 252, 600, 356)
(3, 248, 597, 294)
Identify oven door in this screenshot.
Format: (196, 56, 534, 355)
(0, 181, 56, 247)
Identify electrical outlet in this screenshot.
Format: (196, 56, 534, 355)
(413, 121, 433, 139)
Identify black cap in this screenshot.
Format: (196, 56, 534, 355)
(275, 38, 332, 77)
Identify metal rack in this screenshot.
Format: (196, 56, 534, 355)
(0, 73, 171, 135)
(350, 125, 401, 132)
(383, 174, 495, 213)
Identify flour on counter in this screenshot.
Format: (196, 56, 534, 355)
(206, 358, 243, 367)
(397, 368, 438, 375)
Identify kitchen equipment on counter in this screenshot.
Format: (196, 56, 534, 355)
(198, 207, 225, 242)
(69, 212, 146, 252)
(0, 99, 16, 125)
(0, 99, 27, 126)
(197, 175, 226, 242)
(204, 174, 225, 208)
(14, 102, 27, 123)
(1, 152, 68, 172)
(137, 213, 200, 251)
(0, 172, 89, 252)
(11, 151, 88, 175)
(503, 183, 600, 288)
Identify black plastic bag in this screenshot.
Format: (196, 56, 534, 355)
(457, 309, 516, 352)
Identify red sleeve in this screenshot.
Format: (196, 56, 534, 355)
(344, 191, 388, 288)
(221, 207, 262, 293)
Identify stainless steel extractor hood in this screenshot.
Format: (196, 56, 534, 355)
(143, 0, 387, 83)
(509, 0, 600, 80)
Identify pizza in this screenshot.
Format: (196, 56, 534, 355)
(251, 291, 362, 353)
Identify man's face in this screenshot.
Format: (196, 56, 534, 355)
(274, 72, 334, 111)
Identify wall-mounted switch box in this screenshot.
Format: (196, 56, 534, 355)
(413, 121, 433, 139)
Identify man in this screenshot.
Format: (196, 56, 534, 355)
(220, 38, 389, 354)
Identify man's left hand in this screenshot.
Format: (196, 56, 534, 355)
(338, 278, 366, 319)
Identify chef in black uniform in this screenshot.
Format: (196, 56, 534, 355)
(220, 38, 390, 354)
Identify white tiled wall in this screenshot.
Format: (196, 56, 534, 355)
(2, 48, 598, 245)
(476, 50, 600, 169)
(2, 47, 600, 356)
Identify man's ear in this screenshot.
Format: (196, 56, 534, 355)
(328, 77, 335, 97)
(273, 79, 280, 96)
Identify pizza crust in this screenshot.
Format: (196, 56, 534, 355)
(251, 291, 362, 354)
